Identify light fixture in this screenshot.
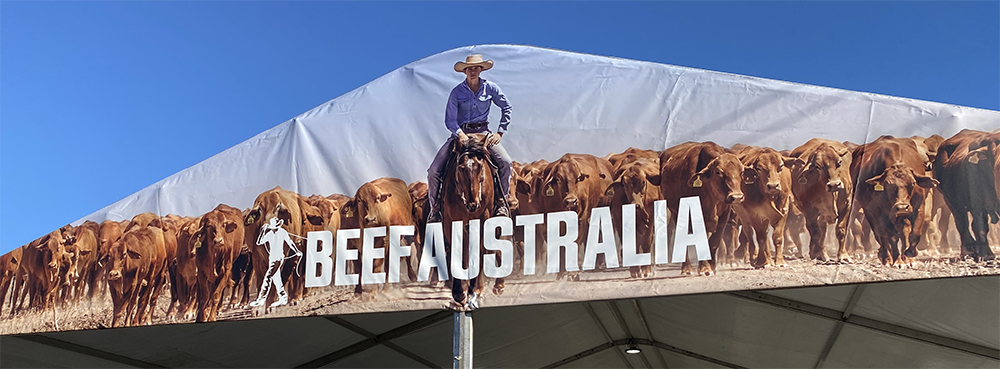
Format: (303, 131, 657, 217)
(625, 340, 641, 354)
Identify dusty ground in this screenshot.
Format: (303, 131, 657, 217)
(2, 242, 997, 336)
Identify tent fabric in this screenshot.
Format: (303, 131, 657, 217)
(3, 276, 996, 368)
(74, 44, 1000, 224)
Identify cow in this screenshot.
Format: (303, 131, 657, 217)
(243, 186, 323, 310)
(788, 138, 853, 263)
(648, 141, 747, 276)
(536, 153, 614, 280)
(65, 221, 101, 301)
(606, 154, 661, 277)
(171, 216, 202, 320)
(349, 177, 418, 299)
(16, 229, 68, 313)
(513, 159, 551, 217)
(934, 129, 1000, 262)
(106, 226, 166, 327)
(96, 220, 124, 297)
(852, 136, 938, 266)
(730, 146, 795, 269)
(193, 204, 244, 322)
(0, 247, 23, 317)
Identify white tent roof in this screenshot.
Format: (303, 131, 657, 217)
(75, 44, 1000, 224)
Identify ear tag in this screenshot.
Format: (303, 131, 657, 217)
(345, 208, 354, 218)
(874, 183, 884, 192)
(692, 177, 703, 188)
(798, 176, 808, 184)
(605, 187, 615, 196)
(968, 155, 981, 164)
(545, 186, 555, 196)
(245, 216, 254, 225)
(194, 240, 202, 249)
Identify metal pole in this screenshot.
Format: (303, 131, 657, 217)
(453, 311, 473, 369)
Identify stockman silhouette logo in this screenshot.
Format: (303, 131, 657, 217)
(250, 217, 303, 308)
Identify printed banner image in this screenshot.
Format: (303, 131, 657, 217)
(1, 45, 999, 335)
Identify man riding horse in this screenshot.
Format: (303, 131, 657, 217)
(427, 54, 513, 223)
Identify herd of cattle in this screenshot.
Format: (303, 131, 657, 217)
(1, 129, 999, 327)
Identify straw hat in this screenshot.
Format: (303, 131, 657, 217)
(454, 54, 494, 73)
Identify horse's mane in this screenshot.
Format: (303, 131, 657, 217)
(451, 136, 490, 159)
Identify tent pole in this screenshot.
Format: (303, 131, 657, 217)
(453, 311, 473, 369)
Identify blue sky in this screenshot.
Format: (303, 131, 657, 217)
(1, 1, 998, 254)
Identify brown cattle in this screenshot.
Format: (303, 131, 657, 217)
(171, 216, 202, 320)
(606, 155, 661, 277)
(513, 159, 550, 217)
(852, 136, 938, 266)
(648, 141, 747, 275)
(934, 130, 1000, 261)
(0, 247, 23, 316)
(731, 146, 795, 268)
(17, 229, 68, 313)
(106, 226, 166, 327)
(65, 221, 101, 300)
(351, 177, 417, 299)
(243, 186, 323, 309)
(194, 204, 244, 322)
(96, 220, 123, 296)
(123, 212, 159, 234)
(536, 153, 614, 279)
(788, 138, 853, 262)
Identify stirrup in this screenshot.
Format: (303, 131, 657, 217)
(494, 204, 510, 218)
(427, 210, 442, 223)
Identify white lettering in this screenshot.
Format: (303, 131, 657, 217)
(484, 217, 514, 278)
(387, 226, 414, 283)
(547, 211, 579, 273)
(621, 204, 650, 268)
(418, 222, 449, 281)
(515, 214, 545, 275)
(361, 227, 387, 285)
(583, 207, 619, 270)
(305, 231, 333, 288)
(672, 196, 711, 263)
(335, 228, 360, 286)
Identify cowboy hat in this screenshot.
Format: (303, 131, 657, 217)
(454, 54, 494, 73)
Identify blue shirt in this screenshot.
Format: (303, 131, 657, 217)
(445, 78, 512, 135)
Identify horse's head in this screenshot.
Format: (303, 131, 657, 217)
(448, 134, 494, 215)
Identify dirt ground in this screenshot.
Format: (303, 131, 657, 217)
(2, 240, 998, 336)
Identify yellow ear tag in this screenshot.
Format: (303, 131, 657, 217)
(798, 176, 808, 184)
(874, 183, 884, 192)
(245, 216, 254, 225)
(968, 155, 981, 164)
(194, 240, 202, 249)
(692, 176, 703, 188)
(345, 208, 354, 218)
(605, 187, 615, 196)
(545, 186, 555, 196)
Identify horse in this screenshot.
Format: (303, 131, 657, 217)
(440, 133, 507, 310)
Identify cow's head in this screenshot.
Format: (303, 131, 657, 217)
(794, 144, 850, 192)
(198, 210, 239, 252)
(743, 150, 793, 196)
(543, 161, 589, 214)
(690, 153, 746, 204)
(866, 162, 938, 216)
(609, 159, 660, 217)
(356, 186, 394, 228)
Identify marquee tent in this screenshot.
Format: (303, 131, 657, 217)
(1, 45, 997, 368)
